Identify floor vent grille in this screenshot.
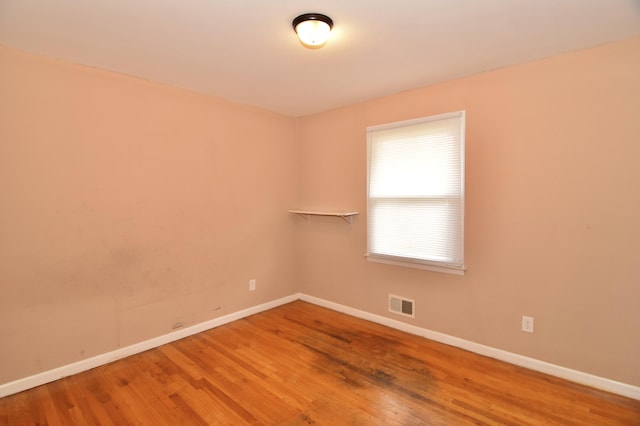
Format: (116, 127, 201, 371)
(389, 294, 415, 318)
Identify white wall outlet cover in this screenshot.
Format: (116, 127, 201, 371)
(522, 316, 534, 333)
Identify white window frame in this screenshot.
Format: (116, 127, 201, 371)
(366, 111, 465, 275)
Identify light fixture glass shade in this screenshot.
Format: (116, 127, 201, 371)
(295, 20, 331, 46)
(293, 14, 333, 48)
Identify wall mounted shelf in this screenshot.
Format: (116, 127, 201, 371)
(289, 210, 359, 224)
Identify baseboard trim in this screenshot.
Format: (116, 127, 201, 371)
(0, 294, 299, 398)
(299, 293, 640, 401)
(2, 293, 638, 401)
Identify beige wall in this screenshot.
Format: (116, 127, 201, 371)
(0, 46, 298, 384)
(1, 36, 639, 389)
(296, 37, 640, 386)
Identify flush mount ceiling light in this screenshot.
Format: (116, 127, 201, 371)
(292, 13, 334, 48)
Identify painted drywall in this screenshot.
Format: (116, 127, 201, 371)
(296, 37, 640, 386)
(1, 36, 639, 391)
(0, 46, 298, 384)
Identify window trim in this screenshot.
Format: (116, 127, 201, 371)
(366, 111, 466, 275)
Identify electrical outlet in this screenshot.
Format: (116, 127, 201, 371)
(249, 279, 256, 291)
(522, 316, 534, 333)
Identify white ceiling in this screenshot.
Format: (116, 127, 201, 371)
(1, 0, 639, 117)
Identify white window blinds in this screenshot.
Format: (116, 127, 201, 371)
(367, 111, 465, 273)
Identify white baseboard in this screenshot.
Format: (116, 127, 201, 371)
(2, 292, 638, 401)
(0, 294, 299, 398)
(299, 293, 640, 401)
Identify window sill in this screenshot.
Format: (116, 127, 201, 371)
(365, 254, 465, 276)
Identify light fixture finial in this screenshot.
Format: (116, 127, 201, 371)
(292, 13, 333, 48)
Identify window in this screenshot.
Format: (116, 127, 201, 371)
(366, 111, 465, 275)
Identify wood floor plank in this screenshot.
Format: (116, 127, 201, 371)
(1, 300, 639, 425)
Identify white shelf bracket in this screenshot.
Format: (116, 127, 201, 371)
(338, 214, 354, 224)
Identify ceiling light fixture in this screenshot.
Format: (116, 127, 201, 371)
(292, 13, 333, 48)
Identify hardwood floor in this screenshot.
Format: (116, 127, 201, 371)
(1, 300, 639, 425)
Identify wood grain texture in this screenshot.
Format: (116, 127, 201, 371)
(1, 301, 639, 425)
